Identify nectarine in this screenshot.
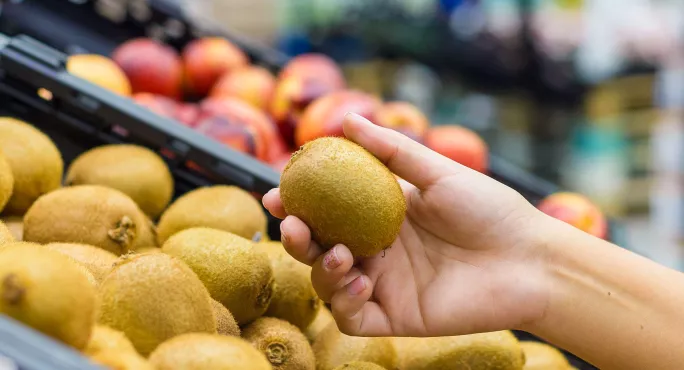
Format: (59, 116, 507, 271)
(182, 37, 249, 96)
(194, 115, 265, 160)
(112, 38, 182, 99)
(295, 90, 382, 147)
(375, 101, 429, 141)
(538, 192, 608, 239)
(66, 54, 132, 96)
(210, 66, 275, 111)
(132, 93, 178, 119)
(270, 74, 344, 147)
(424, 125, 489, 173)
(199, 97, 281, 161)
(278, 53, 346, 88)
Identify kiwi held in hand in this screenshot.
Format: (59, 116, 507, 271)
(98, 253, 216, 356)
(257, 241, 320, 331)
(210, 298, 240, 337)
(45, 243, 118, 284)
(149, 333, 272, 370)
(394, 331, 525, 370)
(243, 317, 316, 370)
(162, 227, 274, 325)
(313, 323, 398, 370)
(0, 244, 96, 350)
(0, 117, 63, 215)
(23, 185, 149, 255)
(65, 144, 174, 219)
(157, 185, 267, 244)
(280, 137, 406, 258)
(0, 152, 13, 214)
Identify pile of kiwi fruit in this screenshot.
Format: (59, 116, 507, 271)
(0, 116, 576, 370)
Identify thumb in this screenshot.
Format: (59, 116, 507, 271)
(342, 112, 457, 190)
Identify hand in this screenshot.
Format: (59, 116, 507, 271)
(263, 113, 551, 338)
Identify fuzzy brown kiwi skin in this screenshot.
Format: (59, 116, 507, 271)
(65, 144, 174, 220)
(22, 185, 149, 255)
(242, 317, 315, 370)
(0, 117, 63, 215)
(279, 137, 406, 258)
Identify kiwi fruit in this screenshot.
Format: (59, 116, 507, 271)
(89, 351, 155, 370)
(156, 185, 267, 244)
(0, 220, 14, 246)
(1, 216, 23, 241)
(0, 152, 13, 214)
(242, 317, 316, 370)
(98, 253, 216, 356)
(0, 117, 63, 215)
(280, 137, 406, 258)
(65, 144, 174, 219)
(210, 298, 240, 337)
(161, 227, 274, 325)
(305, 305, 335, 343)
(84, 325, 137, 356)
(520, 341, 571, 370)
(149, 333, 272, 370)
(256, 241, 320, 331)
(23, 185, 150, 255)
(0, 244, 96, 349)
(332, 362, 387, 370)
(313, 322, 398, 370)
(45, 243, 118, 284)
(394, 331, 525, 370)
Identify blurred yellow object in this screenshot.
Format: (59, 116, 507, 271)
(520, 341, 572, 370)
(66, 54, 132, 96)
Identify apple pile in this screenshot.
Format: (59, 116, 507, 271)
(76, 36, 488, 173)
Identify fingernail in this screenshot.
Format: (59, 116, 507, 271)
(347, 276, 366, 296)
(345, 112, 369, 125)
(280, 222, 289, 244)
(323, 246, 341, 271)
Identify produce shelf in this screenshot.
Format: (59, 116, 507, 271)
(0, 8, 610, 366)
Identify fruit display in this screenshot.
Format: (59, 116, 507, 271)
(0, 114, 587, 369)
(0, 30, 604, 370)
(63, 36, 492, 177)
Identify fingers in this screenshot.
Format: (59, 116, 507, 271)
(343, 112, 457, 190)
(280, 215, 324, 266)
(311, 245, 356, 302)
(262, 188, 287, 219)
(330, 279, 394, 337)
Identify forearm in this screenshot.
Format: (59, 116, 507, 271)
(525, 215, 684, 370)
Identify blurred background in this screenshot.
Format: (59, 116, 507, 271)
(1, 0, 683, 269)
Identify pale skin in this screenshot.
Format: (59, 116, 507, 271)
(263, 113, 684, 370)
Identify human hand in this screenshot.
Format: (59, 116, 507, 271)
(263, 113, 551, 338)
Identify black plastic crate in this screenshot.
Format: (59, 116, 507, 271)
(0, 7, 611, 367)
